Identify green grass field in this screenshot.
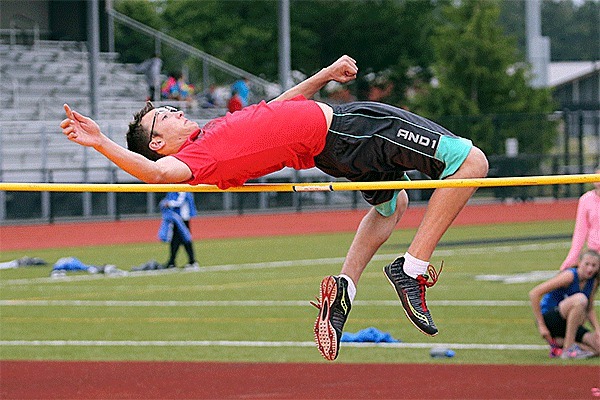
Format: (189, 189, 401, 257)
(1, 219, 597, 365)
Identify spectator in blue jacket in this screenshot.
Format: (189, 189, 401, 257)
(159, 192, 198, 270)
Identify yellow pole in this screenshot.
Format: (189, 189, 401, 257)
(0, 174, 598, 193)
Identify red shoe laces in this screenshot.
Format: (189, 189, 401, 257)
(415, 261, 444, 311)
(310, 296, 321, 310)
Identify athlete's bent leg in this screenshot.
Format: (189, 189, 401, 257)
(559, 293, 588, 351)
(383, 146, 488, 336)
(340, 190, 408, 285)
(407, 146, 488, 261)
(313, 191, 408, 360)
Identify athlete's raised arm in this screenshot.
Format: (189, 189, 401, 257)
(60, 104, 191, 184)
(270, 55, 358, 102)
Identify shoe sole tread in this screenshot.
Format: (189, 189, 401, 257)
(314, 276, 338, 361)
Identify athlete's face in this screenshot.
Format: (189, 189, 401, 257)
(141, 106, 199, 155)
(578, 253, 600, 281)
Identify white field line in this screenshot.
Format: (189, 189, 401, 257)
(0, 299, 530, 307)
(0, 242, 575, 354)
(0, 241, 570, 286)
(0, 339, 547, 351)
(2, 299, 598, 307)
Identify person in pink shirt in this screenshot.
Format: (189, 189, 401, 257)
(561, 166, 600, 271)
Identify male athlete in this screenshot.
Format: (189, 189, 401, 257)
(61, 55, 489, 361)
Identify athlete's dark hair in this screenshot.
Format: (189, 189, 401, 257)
(126, 101, 163, 161)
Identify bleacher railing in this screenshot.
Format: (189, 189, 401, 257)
(0, 14, 43, 47)
(106, 8, 281, 102)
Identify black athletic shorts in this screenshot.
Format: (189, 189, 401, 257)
(543, 307, 589, 343)
(314, 102, 473, 206)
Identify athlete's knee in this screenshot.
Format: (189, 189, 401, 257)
(394, 190, 409, 223)
(396, 190, 408, 211)
(570, 293, 589, 308)
(463, 146, 488, 178)
(560, 293, 588, 315)
(374, 190, 408, 220)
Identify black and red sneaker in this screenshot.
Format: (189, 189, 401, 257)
(310, 275, 351, 361)
(384, 257, 442, 336)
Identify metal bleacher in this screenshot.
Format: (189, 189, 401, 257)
(0, 40, 226, 185)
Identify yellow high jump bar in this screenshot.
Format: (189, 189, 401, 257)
(0, 174, 598, 193)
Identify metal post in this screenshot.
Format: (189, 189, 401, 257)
(108, 168, 117, 218)
(106, 0, 115, 53)
(525, 0, 549, 88)
(259, 178, 268, 209)
(85, 0, 101, 218)
(154, 35, 162, 102)
(237, 193, 244, 215)
(564, 110, 572, 197)
(278, 0, 292, 91)
(44, 170, 53, 223)
(87, 0, 100, 119)
(9, 20, 16, 46)
(0, 190, 5, 222)
(578, 111, 585, 195)
(33, 23, 39, 47)
(578, 111, 585, 172)
(155, 34, 161, 57)
(40, 126, 50, 220)
(552, 155, 559, 199)
(147, 192, 155, 215)
(203, 61, 210, 93)
(82, 147, 92, 216)
(223, 192, 233, 211)
(278, 0, 299, 209)
(113, 169, 120, 221)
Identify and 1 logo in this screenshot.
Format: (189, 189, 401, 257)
(396, 128, 438, 156)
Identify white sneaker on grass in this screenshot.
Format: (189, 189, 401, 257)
(183, 262, 200, 271)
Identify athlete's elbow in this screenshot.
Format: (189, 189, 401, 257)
(134, 165, 169, 184)
(528, 288, 540, 302)
(145, 172, 174, 184)
(143, 176, 164, 184)
(147, 166, 187, 184)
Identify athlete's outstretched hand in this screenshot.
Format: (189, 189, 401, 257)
(325, 55, 358, 83)
(60, 104, 104, 148)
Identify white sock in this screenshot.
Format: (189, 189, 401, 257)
(338, 274, 356, 303)
(402, 252, 429, 279)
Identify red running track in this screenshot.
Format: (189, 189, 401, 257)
(1, 360, 598, 399)
(0, 199, 578, 251)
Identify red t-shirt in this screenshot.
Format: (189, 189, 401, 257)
(173, 96, 328, 189)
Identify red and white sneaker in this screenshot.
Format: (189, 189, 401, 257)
(310, 275, 351, 361)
